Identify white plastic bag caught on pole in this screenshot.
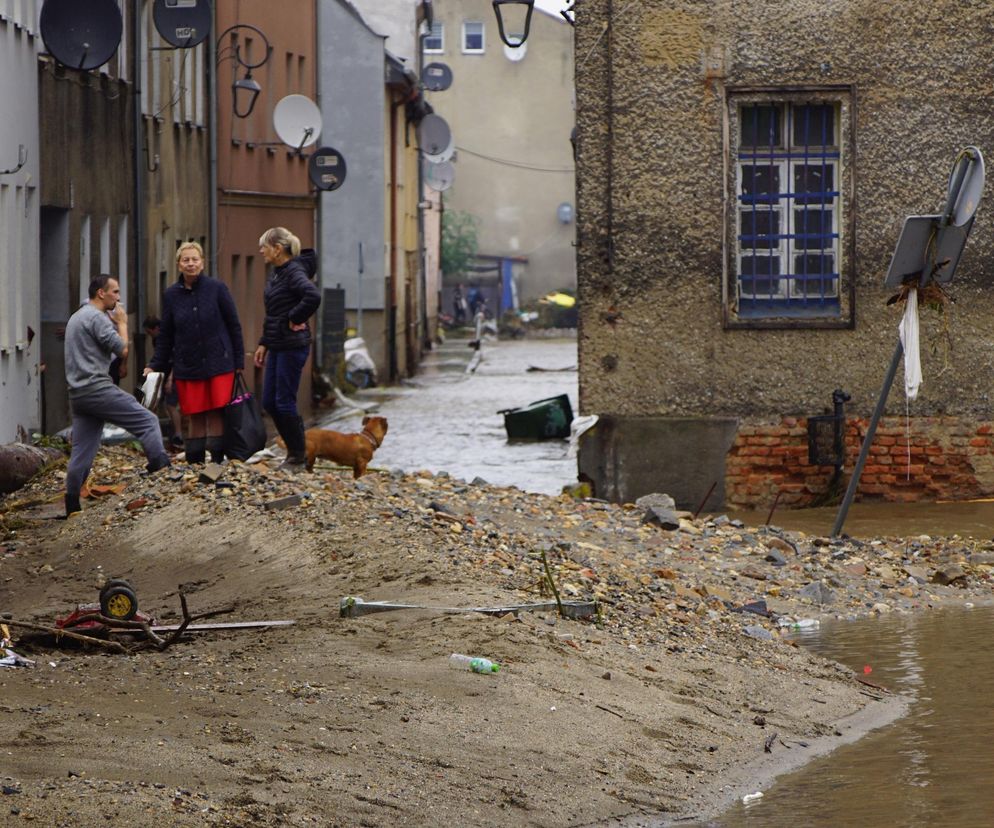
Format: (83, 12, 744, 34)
(898, 288, 922, 400)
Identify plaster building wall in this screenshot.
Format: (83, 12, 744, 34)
(424, 188, 443, 340)
(0, 2, 41, 442)
(140, 2, 210, 371)
(347, 0, 443, 361)
(574, 0, 994, 509)
(216, 1, 317, 408)
(38, 42, 134, 434)
(424, 0, 575, 302)
(350, 0, 418, 61)
(317, 0, 389, 376)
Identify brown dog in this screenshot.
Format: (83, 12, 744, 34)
(299, 415, 388, 477)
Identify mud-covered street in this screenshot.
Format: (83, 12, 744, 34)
(2, 410, 993, 825)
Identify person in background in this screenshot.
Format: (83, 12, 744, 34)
(145, 242, 245, 464)
(142, 316, 183, 450)
(253, 227, 320, 472)
(63, 275, 170, 517)
(453, 283, 467, 324)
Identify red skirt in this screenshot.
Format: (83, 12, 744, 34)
(175, 372, 235, 415)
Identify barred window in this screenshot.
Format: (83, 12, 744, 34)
(726, 90, 853, 327)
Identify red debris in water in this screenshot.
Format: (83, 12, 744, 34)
(863, 665, 872, 674)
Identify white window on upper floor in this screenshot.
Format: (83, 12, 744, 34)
(462, 21, 484, 54)
(423, 22, 443, 53)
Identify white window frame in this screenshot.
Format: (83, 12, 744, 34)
(461, 21, 484, 54)
(423, 22, 444, 54)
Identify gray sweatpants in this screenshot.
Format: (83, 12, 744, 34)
(67, 384, 168, 498)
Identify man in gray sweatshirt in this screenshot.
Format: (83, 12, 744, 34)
(64, 275, 171, 517)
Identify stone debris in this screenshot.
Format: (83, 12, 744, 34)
(6, 444, 992, 648)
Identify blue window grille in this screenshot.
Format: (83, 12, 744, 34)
(736, 102, 840, 318)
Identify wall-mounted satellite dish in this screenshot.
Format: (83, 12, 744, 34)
(503, 40, 527, 62)
(274, 95, 322, 150)
(424, 133, 455, 164)
(425, 160, 455, 192)
(152, 0, 211, 48)
(417, 114, 451, 158)
(422, 62, 453, 92)
(945, 146, 985, 227)
(40, 0, 123, 71)
(308, 147, 347, 192)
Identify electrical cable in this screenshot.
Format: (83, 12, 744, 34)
(455, 144, 574, 173)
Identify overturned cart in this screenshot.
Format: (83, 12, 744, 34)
(5, 580, 295, 656)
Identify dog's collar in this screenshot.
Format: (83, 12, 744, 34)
(360, 429, 380, 449)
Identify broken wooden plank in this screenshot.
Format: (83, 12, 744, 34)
(339, 596, 598, 620)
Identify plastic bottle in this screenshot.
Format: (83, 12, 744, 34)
(449, 653, 500, 673)
(790, 619, 820, 631)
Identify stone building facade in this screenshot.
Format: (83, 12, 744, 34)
(574, 1, 994, 510)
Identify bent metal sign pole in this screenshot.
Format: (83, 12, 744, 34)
(831, 147, 986, 538)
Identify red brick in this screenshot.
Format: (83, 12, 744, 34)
(969, 437, 990, 448)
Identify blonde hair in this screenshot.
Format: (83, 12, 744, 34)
(259, 227, 301, 258)
(175, 241, 205, 264)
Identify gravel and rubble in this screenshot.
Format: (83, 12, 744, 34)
(0, 447, 991, 826)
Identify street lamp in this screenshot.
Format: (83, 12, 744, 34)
(216, 23, 272, 119)
(232, 70, 262, 118)
(492, 0, 534, 48)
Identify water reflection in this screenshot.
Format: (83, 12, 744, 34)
(710, 607, 994, 827)
(321, 338, 578, 495)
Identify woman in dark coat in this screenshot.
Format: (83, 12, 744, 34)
(253, 227, 320, 471)
(144, 241, 245, 463)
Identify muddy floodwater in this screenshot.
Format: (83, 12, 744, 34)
(324, 336, 578, 494)
(728, 499, 994, 540)
(704, 606, 994, 827)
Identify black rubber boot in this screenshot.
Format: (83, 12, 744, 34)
(206, 436, 225, 464)
(65, 492, 82, 518)
(278, 414, 307, 471)
(185, 436, 206, 464)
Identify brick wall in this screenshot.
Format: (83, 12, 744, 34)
(725, 417, 994, 510)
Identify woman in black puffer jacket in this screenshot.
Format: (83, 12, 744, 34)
(145, 241, 245, 463)
(253, 227, 321, 471)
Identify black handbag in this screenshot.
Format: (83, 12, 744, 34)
(222, 374, 267, 461)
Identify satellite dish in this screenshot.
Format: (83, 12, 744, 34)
(557, 202, 574, 224)
(424, 133, 455, 164)
(945, 146, 985, 227)
(273, 95, 322, 150)
(40, 0, 123, 71)
(503, 40, 527, 62)
(152, 0, 211, 48)
(417, 114, 451, 158)
(308, 147, 347, 192)
(425, 161, 455, 192)
(421, 62, 453, 92)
